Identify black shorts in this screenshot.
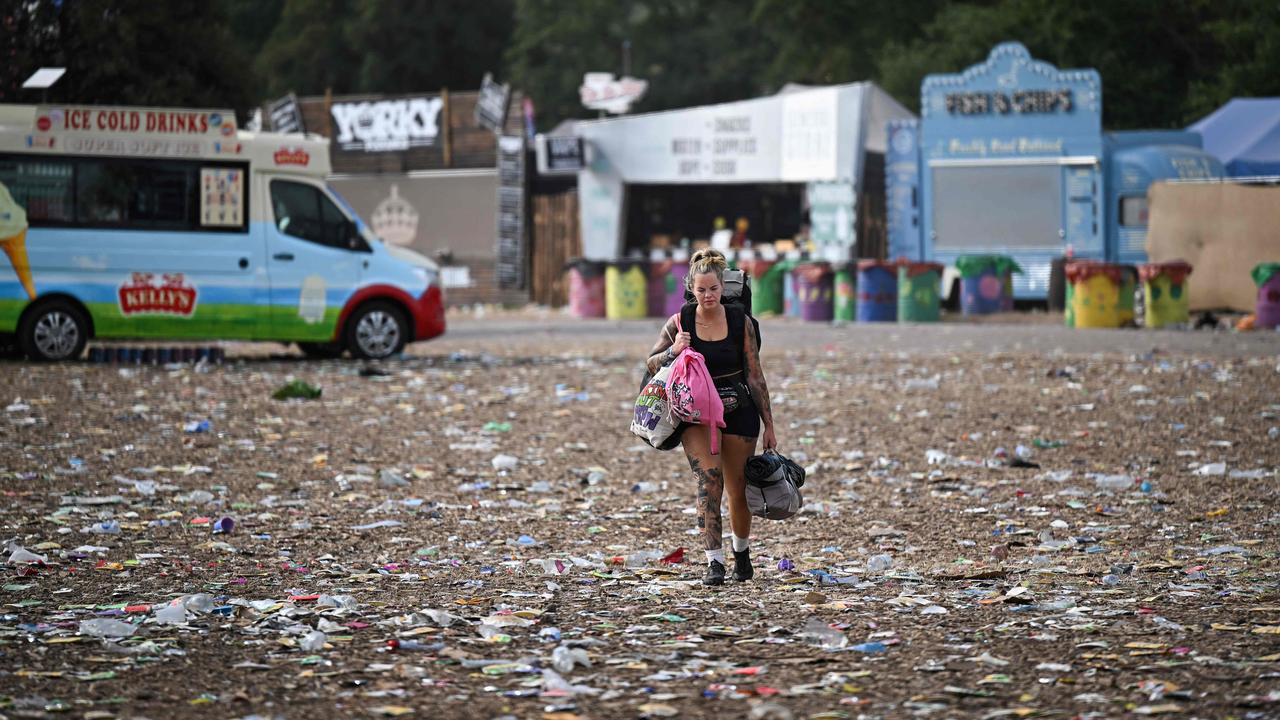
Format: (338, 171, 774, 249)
(721, 395, 761, 439)
(664, 394, 760, 449)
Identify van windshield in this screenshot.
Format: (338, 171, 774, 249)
(326, 185, 381, 245)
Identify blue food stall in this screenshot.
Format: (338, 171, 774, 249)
(887, 42, 1222, 301)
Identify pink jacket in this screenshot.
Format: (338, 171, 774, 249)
(667, 315, 726, 454)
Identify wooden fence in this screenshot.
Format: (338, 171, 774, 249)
(530, 190, 581, 307)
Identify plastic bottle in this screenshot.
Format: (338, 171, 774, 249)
(631, 482, 658, 493)
(7, 543, 47, 564)
(183, 594, 215, 614)
(300, 630, 327, 652)
(801, 617, 848, 649)
(386, 638, 436, 651)
(84, 521, 121, 535)
(79, 618, 138, 638)
(1093, 474, 1133, 491)
(867, 554, 893, 572)
(551, 645, 592, 673)
(491, 454, 519, 471)
(152, 601, 187, 625)
(749, 704, 795, 720)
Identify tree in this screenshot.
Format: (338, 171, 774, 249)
(2, 1, 257, 112)
(871, 0, 1280, 129)
(251, 0, 361, 99)
(348, 0, 514, 95)
(505, 0, 776, 132)
(252, 0, 514, 99)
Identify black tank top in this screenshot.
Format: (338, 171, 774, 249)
(683, 304, 745, 386)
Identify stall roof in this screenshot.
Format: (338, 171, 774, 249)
(575, 81, 913, 186)
(1189, 98, 1280, 177)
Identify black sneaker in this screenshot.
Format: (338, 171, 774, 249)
(703, 559, 726, 586)
(732, 549, 754, 582)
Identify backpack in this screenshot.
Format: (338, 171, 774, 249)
(743, 451, 806, 520)
(684, 268, 761, 350)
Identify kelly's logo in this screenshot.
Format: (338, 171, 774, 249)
(118, 272, 198, 317)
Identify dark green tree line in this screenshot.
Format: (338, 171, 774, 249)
(3, 0, 1279, 131)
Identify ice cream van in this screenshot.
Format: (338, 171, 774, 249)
(0, 104, 445, 361)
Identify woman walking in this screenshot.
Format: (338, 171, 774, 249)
(646, 249, 777, 585)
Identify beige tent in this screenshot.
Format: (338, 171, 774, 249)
(1146, 182, 1280, 312)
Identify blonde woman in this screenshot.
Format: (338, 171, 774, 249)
(646, 249, 777, 585)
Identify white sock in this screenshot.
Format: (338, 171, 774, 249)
(732, 534, 750, 552)
(705, 548, 725, 565)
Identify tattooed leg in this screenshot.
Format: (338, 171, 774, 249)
(697, 466, 725, 551)
(685, 430, 724, 551)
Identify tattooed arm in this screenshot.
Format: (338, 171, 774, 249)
(646, 315, 690, 375)
(744, 319, 777, 450)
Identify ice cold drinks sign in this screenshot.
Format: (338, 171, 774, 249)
(36, 107, 235, 137)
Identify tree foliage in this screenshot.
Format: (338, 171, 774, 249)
(3, 0, 1280, 132)
(2, 0, 256, 111)
(505, 0, 775, 130)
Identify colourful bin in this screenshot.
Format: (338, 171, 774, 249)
(647, 257, 688, 318)
(605, 260, 649, 320)
(856, 260, 898, 322)
(834, 262, 857, 322)
(956, 255, 1021, 315)
(1139, 261, 1193, 328)
(740, 258, 775, 315)
(780, 258, 803, 318)
(754, 260, 786, 316)
(1065, 261, 1124, 328)
(1253, 262, 1280, 330)
(646, 256, 669, 318)
(793, 262, 834, 322)
(898, 262, 944, 323)
(1116, 265, 1138, 326)
(567, 259, 606, 318)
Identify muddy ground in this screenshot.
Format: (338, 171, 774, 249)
(1, 315, 1279, 719)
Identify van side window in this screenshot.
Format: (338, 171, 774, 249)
(1, 154, 246, 232)
(270, 180, 358, 250)
(76, 161, 199, 228)
(0, 158, 75, 223)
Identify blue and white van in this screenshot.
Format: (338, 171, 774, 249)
(0, 104, 445, 360)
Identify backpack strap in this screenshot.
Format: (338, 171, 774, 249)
(681, 303, 698, 342)
(725, 304, 747, 353)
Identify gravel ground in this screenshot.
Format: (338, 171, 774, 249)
(1, 316, 1279, 720)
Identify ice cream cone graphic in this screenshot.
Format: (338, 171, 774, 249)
(1, 230, 34, 300)
(0, 182, 34, 300)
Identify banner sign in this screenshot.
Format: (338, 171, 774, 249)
(535, 134, 585, 175)
(495, 135, 526, 288)
(580, 73, 648, 114)
(475, 72, 511, 133)
(330, 97, 444, 152)
(267, 93, 305, 134)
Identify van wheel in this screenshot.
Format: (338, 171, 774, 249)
(19, 300, 89, 361)
(297, 342, 346, 359)
(345, 302, 407, 360)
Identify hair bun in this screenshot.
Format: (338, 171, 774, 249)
(689, 248, 728, 272)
